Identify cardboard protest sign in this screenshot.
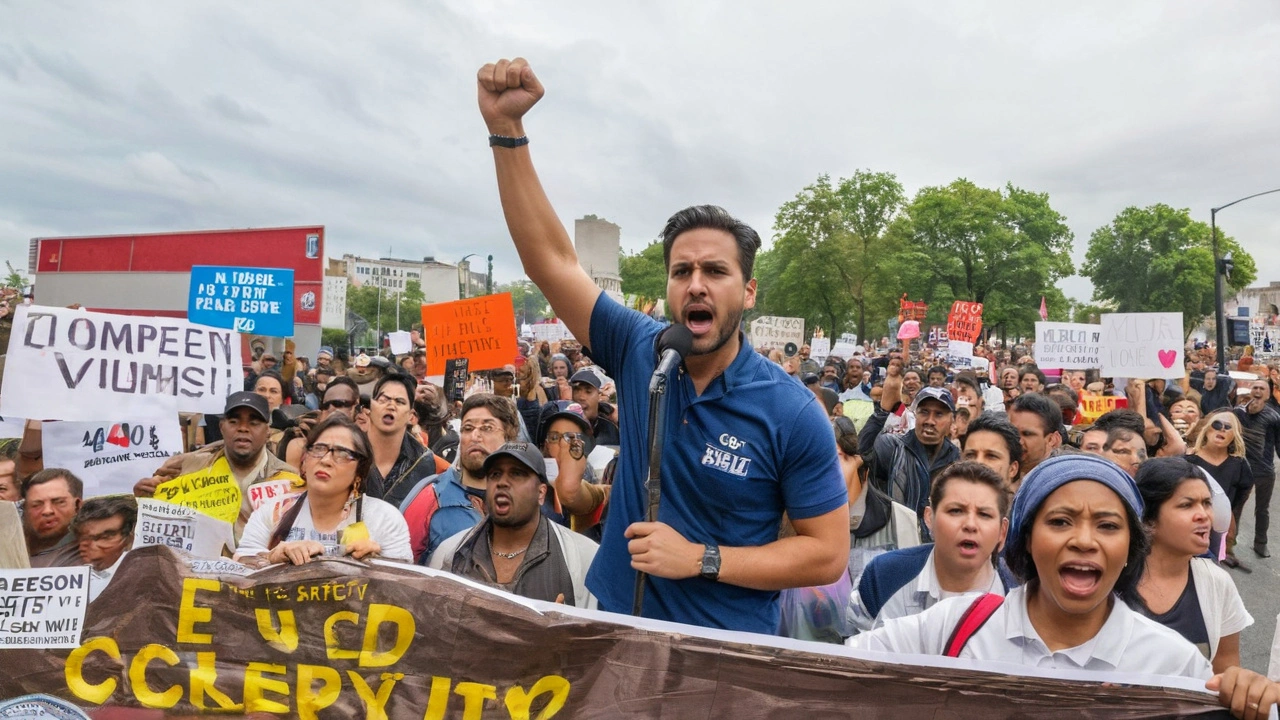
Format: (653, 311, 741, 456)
(750, 316, 804, 354)
(387, 330, 413, 356)
(422, 293, 518, 376)
(1035, 322, 1103, 369)
(1080, 395, 1129, 424)
(42, 414, 183, 498)
(188, 266, 295, 337)
(135, 498, 234, 558)
(0, 546, 1227, 718)
(809, 337, 830, 363)
(0, 305, 240, 421)
(1100, 313, 1184, 378)
(153, 457, 241, 524)
(948, 340, 975, 369)
(828, 333, 860, 360)
(530, 319, 573, 343)
(0, 567, 89, 648)
(947, 301, 983, 344)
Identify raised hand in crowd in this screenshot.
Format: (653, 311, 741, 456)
(547, 428, 594, 516)
(880, 360, 903, 412)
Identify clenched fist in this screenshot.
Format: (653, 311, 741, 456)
(477, 57, 545, 136)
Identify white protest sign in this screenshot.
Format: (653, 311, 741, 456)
(0, 415, 24, 439)
(809, 337, 831, 363)
(246, 479, 302, 511)
(43, 413, 183, 497)
(1100, 313, 1184, 378)
(135, 499, 235, 558)
(750, 316, 804, 354)
(828, 333, 860, 360)
(0, 305, 241, 421)
(0, 567, 90, 648)
(1250, 323, 1280, 357)
(1034, 322, 1103, 370)
(388, 330, 413, 355)
(530, 321, 573, 343)
(948, 340, 974, 369)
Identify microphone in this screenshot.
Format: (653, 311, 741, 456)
(651, 324, 694, 391)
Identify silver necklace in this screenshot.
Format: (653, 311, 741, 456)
(492, 547, 526, 559)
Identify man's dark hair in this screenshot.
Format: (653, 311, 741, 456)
(372, 372, 417, 402)
(1044, 383, 1079, 407)
(71, 495, 138, 536)
(1018, 364, 1046, 386)
(323, 375, 360, 399)
(929, 460, 1010, 519)
(928, 365, 948, 379)
(22, 468, 84, 500)
(1010, 392, 1064, 437)
(460, 393, 520, 441)
(953, 370, 982, 396)
(962, 412, 1024, 467)
(660, 205, 763, 280)
(1094, 408, 1146, 435)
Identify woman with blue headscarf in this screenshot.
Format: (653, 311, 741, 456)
(849, 453, 1278, 719)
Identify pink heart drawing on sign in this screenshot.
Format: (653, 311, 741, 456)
(1157, 349, 1177, 368)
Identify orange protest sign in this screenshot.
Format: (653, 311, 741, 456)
(422, 292, 518, 376)
(1079, 395, 1128, 424)
(947, 301, 984, 344)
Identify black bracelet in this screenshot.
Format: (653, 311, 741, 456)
(489, 134, 529, 148)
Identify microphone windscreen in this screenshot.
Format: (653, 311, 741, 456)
(656, 323, 694, 358)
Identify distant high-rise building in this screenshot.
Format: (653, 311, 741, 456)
(575, 215, 622, 302)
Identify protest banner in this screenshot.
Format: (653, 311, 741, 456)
(1250, 322, 1280, 357)
(187, 266, 295, 337)
(530, 319, 573, 343)
(421, 293, 518, 376)
(948, 340, 975, 369)
(1080, 395, 1129, 424)
(134, 499, 234, 558)
(0, 567, 90, 649)
(1100, 312, 1184, 378)
(0, 305, 240, 421)
(947, 301, 983, 344)
(0, 546, 1226, 718)
(153, 457, 241, 524)
(43, 414, 183, 498)
(809, 337, 830, 363)
(749, 316, 804, 354)
(828, 333, 860, 360)
(1034, 322, 1103, 369)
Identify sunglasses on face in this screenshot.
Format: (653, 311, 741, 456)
(320, 399, 357, 411)
(1210, 419, 1235, 433)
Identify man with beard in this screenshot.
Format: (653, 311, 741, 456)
(401, 394, 520, 563)
(478, 57, 848, 632)
(429, 442, 599, 608)
(134, 392, 298, 541)
(367, 374, 439, 506)
(1235, 378, 1280, 557)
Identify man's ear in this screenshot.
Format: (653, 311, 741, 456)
(923, 506, 934, 535)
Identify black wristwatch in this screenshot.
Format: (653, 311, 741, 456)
(700, 544, 721, 581)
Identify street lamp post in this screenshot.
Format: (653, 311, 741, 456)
(1211, 187, 1280, 372)
(458, 253, 478, 299)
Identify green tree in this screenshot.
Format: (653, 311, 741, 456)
(497, 279, 551, 323)
(4, 261, 29, 289)
(1082, 204, 1257, 335)
(760, 171, 907, 339)
(890, 179, 1074, 338)
(619, 241, 667, 302)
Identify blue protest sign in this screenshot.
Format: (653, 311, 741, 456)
(188, 266, 295, 336)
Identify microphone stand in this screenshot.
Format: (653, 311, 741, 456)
(632, 358, 675, 616)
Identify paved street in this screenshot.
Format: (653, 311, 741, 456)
(1227, 478, 1279, 675)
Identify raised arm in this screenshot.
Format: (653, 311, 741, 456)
(478, 58, 602, 343)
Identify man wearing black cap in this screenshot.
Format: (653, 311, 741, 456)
(859, 371, 959, 540)
(428, 442, 599, 608)
(568, 368, 620, 446)
(133, 391, 299, 540)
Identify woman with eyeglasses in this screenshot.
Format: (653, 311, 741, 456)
(278, 377, 362, 470)
(1187, 410, 1253, 568)
(235, 414, 412, 566)
(1126, 457, 1252, 674)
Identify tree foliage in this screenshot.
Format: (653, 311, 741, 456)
(4, 261, 29, 290)
(346, 279, 427, 343)
(1082, 204, 1257, 334)
(498, 279, 551, 324)
(619, 241, 667, 302)
(757, 171, 907, 339)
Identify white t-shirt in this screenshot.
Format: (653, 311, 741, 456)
(235, 495, 412, 562)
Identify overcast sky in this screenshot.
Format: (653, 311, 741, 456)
(2, 1, 1278, 305)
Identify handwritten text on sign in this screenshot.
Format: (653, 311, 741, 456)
(154, 457, 241, 525)
(422, 293, 518, 376)
(947, 302, 983, 344)
(1034, 322, 1103, 369)
(43, 415, 183, 498)
(1080, 395, 1128, 424)
(135, 498, 234, 558)
(188, 266, 295, 337)
(0, 305, 240, 421)
(749, 316, 805, 353)
(0, 567, 90, 648)
(1100, 313, 1184, 378)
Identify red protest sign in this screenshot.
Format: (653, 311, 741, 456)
(422, 292, 518, 376)
(947, 301, 984, 344)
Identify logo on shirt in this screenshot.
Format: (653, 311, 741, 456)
(701, 444, 752, 477)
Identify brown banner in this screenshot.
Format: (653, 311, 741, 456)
(0, 546, 1229, 718)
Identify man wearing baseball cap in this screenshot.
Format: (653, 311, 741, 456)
(566, 368, 619, 446)
(428, 442, 599, 608)
(859, 377, 959, 541)
(133, 391, 300, 541)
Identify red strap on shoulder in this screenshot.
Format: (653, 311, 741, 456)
(943, 593, 1004, 658)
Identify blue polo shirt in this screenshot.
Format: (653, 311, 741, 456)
(586, 293, 847, 632)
